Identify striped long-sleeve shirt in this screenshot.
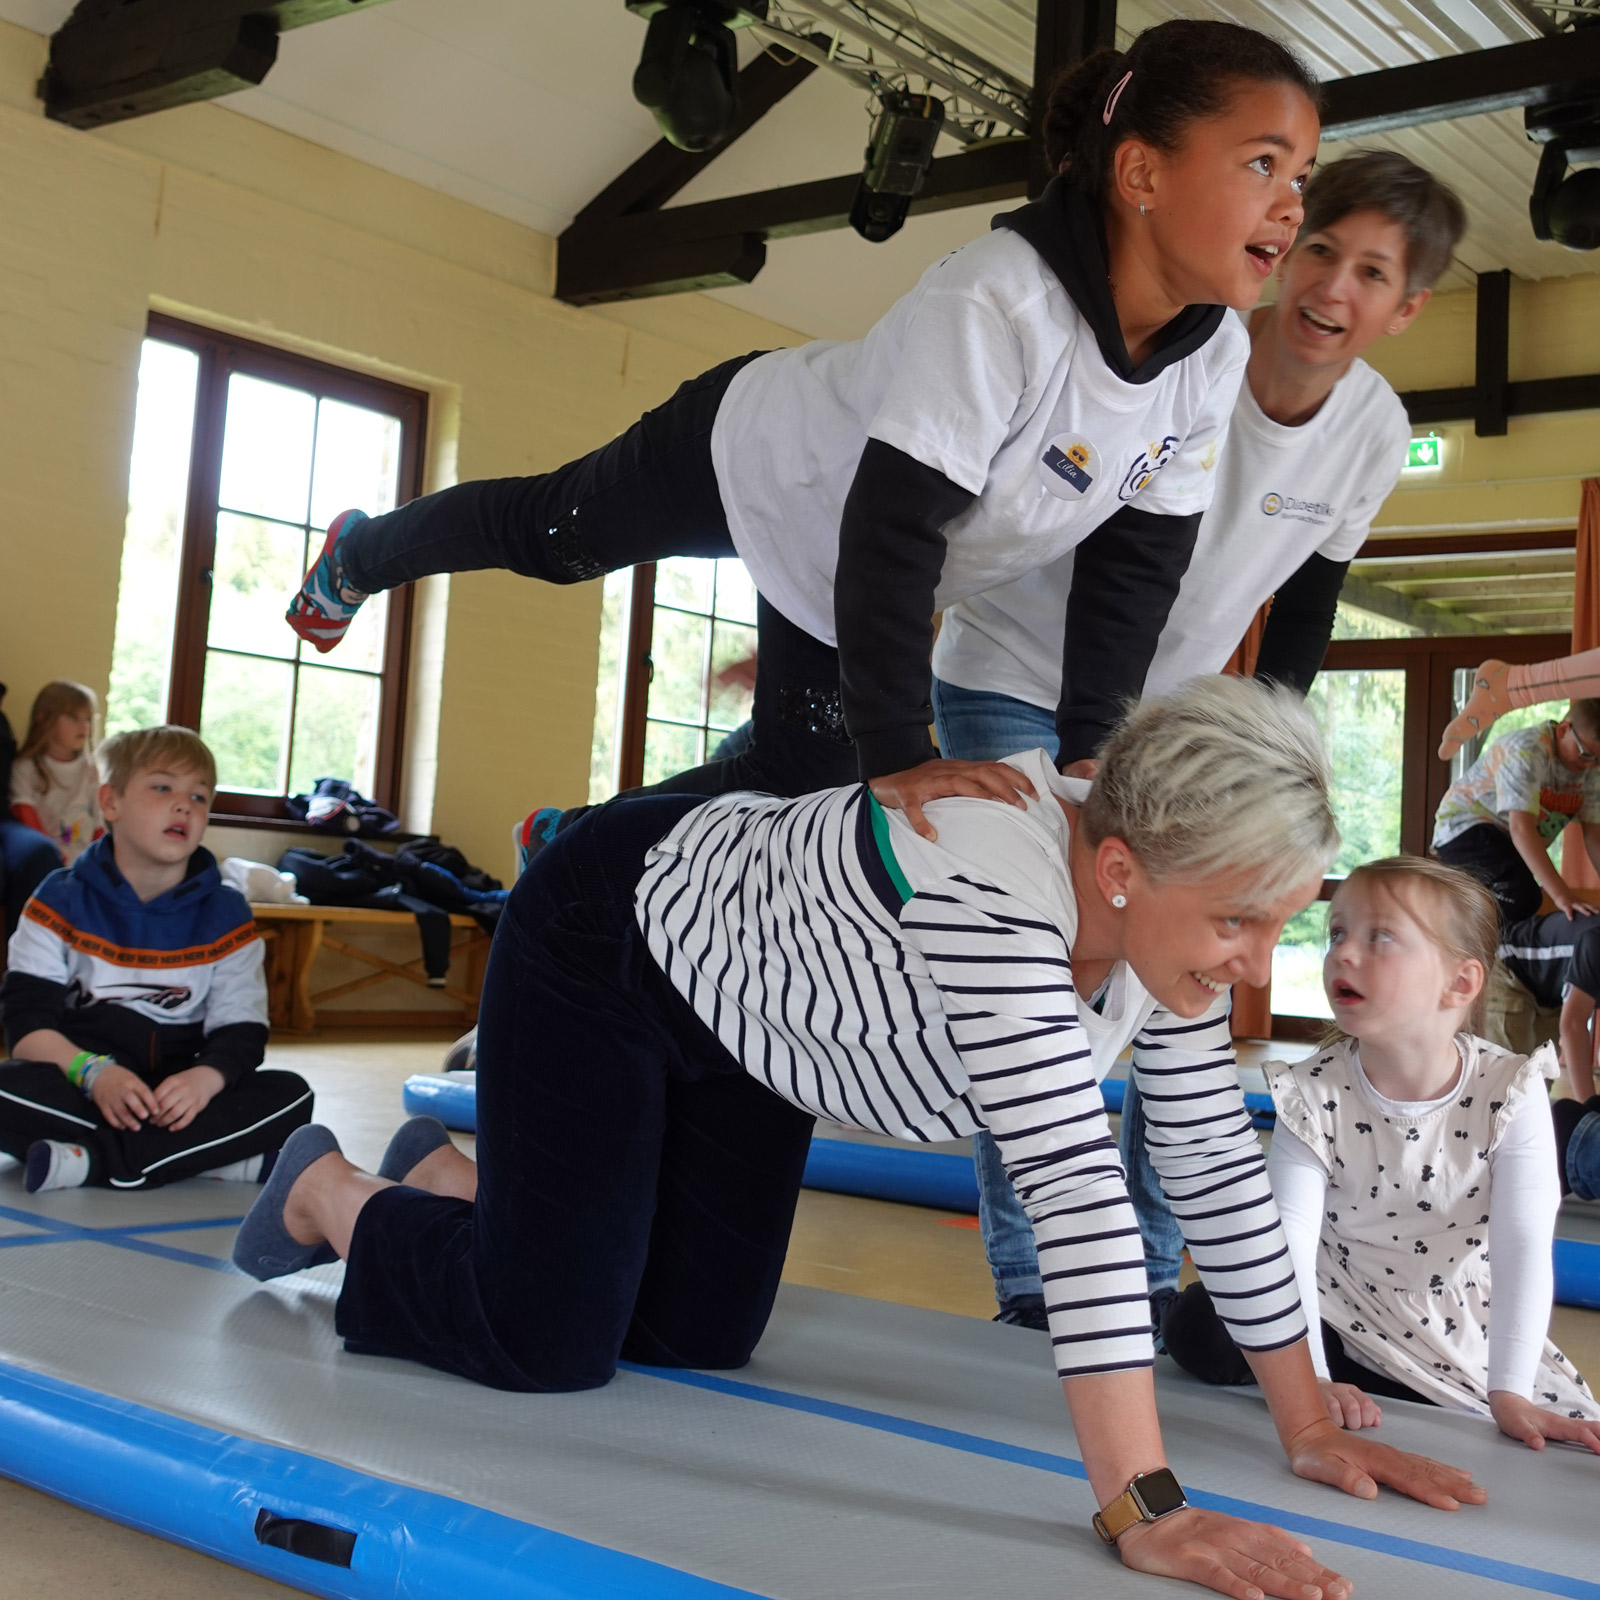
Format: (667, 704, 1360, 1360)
(636, 749, 1305, 1378)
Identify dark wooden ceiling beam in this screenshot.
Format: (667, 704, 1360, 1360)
(1320, 24, 1600, 139)
(42, 0, 393, 130)
(574, 35, 828, 225)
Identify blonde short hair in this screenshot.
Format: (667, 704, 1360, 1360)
(96, 726, 217, 794)
(1079, 676, 1339, 904)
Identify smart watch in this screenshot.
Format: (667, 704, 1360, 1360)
(1092, 1467, 1189, 1544)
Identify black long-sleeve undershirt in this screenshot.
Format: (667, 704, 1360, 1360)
(834, 440, 976, 780)
(1055, 503, 1205, 766)
(1252, 553, 1350, 698)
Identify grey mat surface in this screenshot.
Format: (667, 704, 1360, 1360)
(0, 1169, 1595, 1598)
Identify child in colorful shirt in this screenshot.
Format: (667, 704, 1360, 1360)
(1432, 702, 1600, 925)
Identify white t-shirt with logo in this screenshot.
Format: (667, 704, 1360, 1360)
(931, 353, 1409, 708)
(709, 227, 1249, 647)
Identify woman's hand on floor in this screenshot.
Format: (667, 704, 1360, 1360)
(1116, 1506, 1350, 1600)
(1489, 1390, 1600, 1454)
(869, 759, 1036, 841)
(1285, 1417, 1485, 1509)
(1319, 1379, 1381, 1430)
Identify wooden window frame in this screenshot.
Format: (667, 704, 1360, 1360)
(147, 312, 428, 823)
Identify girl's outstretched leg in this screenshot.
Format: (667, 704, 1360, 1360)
(1440, 650, 1600, 758)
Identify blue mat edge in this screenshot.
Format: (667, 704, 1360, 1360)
(0, 1358, 762, 1600)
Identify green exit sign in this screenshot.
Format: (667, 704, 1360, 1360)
(1405, 434, 1443, 471)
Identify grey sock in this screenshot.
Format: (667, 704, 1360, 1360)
(377, 1115, 454, 1185)
(231, 1124, 343, 1280)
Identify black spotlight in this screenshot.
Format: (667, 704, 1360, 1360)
(628, 1, 764, 153)
(1527, 98, 1600, 251)
(849, 91, 946, 243)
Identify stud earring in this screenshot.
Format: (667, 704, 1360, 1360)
(1111, 893, 1128, 909)
(1139, 202, 1146, 216)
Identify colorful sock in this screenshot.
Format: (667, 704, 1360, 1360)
(200, 1153, 270, 1183)
(1437, 659, 1512, 761)
(286, 508, 370, 654)
(514, 806, 563, 877)
(25, 1140, 91, 1194)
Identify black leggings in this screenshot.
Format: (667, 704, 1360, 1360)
(1162, 1282, 1435, 1407)
(334, 794, 817, 1392)
(1434, 823, 1543, 927)
(341, 353, 861, 802)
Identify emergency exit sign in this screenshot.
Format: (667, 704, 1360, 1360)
(1405, 434, 1443, 471)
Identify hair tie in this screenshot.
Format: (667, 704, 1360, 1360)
(1102, 69, 1132, 126)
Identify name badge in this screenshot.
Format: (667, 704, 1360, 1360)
(1040, 435, 1098, 499)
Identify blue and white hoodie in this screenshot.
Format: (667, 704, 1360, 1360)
(1, 838, 268, 1085)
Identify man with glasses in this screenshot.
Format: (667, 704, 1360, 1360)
(1434, 699, 1600, 1098)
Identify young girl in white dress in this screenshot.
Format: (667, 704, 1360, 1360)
(1165, 855, 1600, 1452)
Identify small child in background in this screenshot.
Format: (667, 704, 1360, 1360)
(1431, 699, 1600, 926)
(1164, 856, 1600, 1452)
(9, 681, 104, 866)
(0, 725, 312, 1192)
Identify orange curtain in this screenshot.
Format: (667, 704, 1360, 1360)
(1563, 479, 1600, 888)
(1225, 601, 1275, 1038)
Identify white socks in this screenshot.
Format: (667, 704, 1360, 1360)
(25, 1141, 91, 1194)
(200, 1153, 268, 1183)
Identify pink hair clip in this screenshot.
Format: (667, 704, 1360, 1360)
(1102, 69, 1132, 126)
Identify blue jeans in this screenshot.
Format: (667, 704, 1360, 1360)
(931, 677, 1186, 1302)
(1569, 1111, 1600, 1202)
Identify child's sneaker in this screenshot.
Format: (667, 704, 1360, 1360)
(25, 1140, 91, 1194)
(513, 806, 564, 877)
(287, 508, 370, 653)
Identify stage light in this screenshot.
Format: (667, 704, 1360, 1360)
(1527, 98, 1600, 252)
(627, 1, 766, 153)
(849, 91, 945, 243)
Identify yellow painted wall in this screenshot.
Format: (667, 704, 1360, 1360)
(1362, 275, 1600, 539)
(0, 17, 802, 882)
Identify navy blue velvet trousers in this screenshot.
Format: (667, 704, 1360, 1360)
(335, 795, 817, 1391)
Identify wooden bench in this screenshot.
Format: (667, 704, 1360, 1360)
(252, 903, 492, 1033)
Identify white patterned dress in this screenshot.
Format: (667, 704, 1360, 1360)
(1267, 1036, 1596, 1417)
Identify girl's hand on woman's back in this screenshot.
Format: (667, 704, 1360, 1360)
(1489, 1390, 1600, 1454)
(1116, 1506, 1350, 1600)
(1286, 1417, 1485, 1509)
(869, 759, 1037, 841)
(1319, 1379, 1381, 1431)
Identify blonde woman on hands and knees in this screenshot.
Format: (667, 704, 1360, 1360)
(1165, 855, 1600, 1457)
(236, 678, 1486, 1600)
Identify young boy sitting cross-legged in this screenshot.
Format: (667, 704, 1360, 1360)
(0, 726, 313, 1193)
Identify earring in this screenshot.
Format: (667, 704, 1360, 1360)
(1111, 893, 1128, 909)
(1138, 202, 1146, 216)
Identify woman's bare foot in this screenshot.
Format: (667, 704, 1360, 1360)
(282, 1150, 393, 1260)
(402, 1141, 479, 1203)
(1438, 659, 1511, 760)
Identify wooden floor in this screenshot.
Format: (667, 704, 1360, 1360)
(2, 1029, 1597, 1599)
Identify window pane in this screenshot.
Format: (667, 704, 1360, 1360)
(712, 559, 757, 625)
(309, 397, 403, 529)
(218, 374, 316, 525)
(1273, 901, 1332, 1019)
(288, 664, 382, 798)
(656, 557, 713, 613)
(324, 587, 390, 675)
(1305, 668, 1405, 875)
(643, 720, 703, 786)
(589, 570, 632, 806)
(709, 620, 758, 731)
(208, 514, 304, 660)
(108, 340, 199, 735)
(200, 652, 292, 793)
(648, 609, 710, 723)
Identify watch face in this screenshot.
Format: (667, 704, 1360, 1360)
(1131, 1469, 1188, 1519)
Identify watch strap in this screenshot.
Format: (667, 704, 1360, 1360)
(1092, 1469, 1187, 1545)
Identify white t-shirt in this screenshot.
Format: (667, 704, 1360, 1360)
(710, 227, 1249, 647)
(931, 351, 1410, 708)
(8, 750, 102, 864)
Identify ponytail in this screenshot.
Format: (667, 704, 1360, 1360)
(1042, 20, 1320, 199)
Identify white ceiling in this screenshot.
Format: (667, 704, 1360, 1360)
(1, 0, 1594, 338)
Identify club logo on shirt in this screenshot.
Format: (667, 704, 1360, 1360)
(1118, 435, 1180, 501)
(1261, 490, 1335, 525)
(1039, 435, 1099, 499)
